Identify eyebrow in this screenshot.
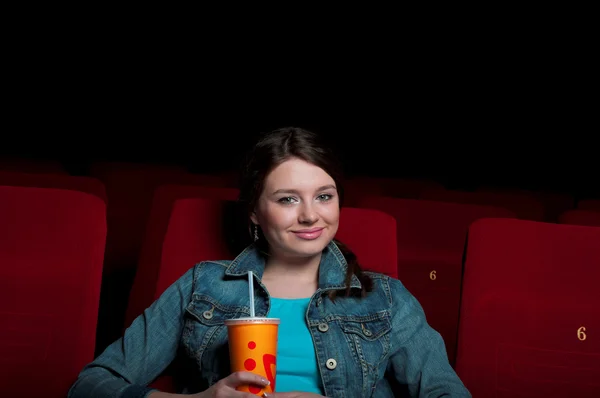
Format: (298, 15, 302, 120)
(271, 184, 337, 196)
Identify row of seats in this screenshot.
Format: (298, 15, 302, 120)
(123, 178, 600, 368)
(2, 168, 600, 396)
(2, 167, 600, 357)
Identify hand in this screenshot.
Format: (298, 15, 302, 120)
(192, 371, 271, 397)
(264, 393, 325, 398)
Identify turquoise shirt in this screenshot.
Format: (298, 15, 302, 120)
(268, 297, 323, 394)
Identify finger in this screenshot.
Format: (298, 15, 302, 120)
(224, 371, 270, 388)
(241, 393, 264, 398)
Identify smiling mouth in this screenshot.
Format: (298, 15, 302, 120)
(293, 227, 324, 233)
(292, 227, 325, 240)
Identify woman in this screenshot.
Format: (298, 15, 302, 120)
(69, 127, 471, 397)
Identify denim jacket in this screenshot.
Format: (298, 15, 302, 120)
(69, 242, 471, 397)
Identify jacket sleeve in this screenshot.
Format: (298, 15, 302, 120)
(68, 266, 196, 398)
(387, 278, 471, 397)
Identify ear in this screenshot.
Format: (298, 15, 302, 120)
(250, 211, 259, 226)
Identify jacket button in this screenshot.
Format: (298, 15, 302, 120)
(318, 323, 329, 332)
(364, 329, 373, 337)
(202, 311, 213, 319)
(326, 358, 337, 370)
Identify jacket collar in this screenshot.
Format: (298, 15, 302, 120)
(225, 240, 362, 291)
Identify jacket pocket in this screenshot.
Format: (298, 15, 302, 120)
(182, 294, 250, 382)
(339, 311, 392, 369)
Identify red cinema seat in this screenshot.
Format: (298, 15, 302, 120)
(421, 188, 545, 221)
(336, 207, 398, 279)
(559, 209, 600, 227)
(126, 194, 239, 327)
(124, 184, 239, 327)
(456, 218, 600, 397)
(577, 199, 600, 212)
(358, 196, 516, 364)
(153, 198, 239, 300)
(126, 197, 240, 393)
(0, 185, 107, 397)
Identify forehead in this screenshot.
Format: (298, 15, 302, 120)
(263, 158, 335, 192)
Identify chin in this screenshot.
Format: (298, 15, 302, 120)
(287, 241, 331, 258)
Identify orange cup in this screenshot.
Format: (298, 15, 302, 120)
(224, 317, 280, 395)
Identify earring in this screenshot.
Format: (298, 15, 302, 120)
(254, 224, 259, 241)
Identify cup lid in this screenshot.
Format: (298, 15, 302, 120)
(224, 317, 280, 325)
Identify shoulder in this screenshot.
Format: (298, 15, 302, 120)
(190, 260, 232, 281)
(362, 273, 431, 345)
(161, 260, 234, 295)
(363, 271, 422, 313)
(194, 259, 233, 272)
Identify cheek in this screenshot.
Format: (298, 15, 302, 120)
(322, 204, 340, 224)
(259, 204, 297, 231)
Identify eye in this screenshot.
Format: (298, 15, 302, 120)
(277, 196, 298, 204)
(317, 194, 334, 201)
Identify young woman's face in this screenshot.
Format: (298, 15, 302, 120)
(251, 157, 340, 260)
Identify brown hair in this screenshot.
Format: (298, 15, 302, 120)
(238, 127, 372, 298)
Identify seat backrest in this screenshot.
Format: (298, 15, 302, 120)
(336, 207, 398, 278)
(456, 218, 600, 397)
(559, 209, 600, 227)
(127, 195, 242, 393)
(0, 185, 107, 397)
(155, 198, 240, 297)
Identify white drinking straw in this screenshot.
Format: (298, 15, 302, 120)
(248, 271, 256, 318)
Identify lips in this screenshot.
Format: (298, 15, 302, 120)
(292, 227, 325, 240)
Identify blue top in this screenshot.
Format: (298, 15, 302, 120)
(268, 297, 323, 394)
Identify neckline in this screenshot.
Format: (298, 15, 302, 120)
(271, 297, 311, 302)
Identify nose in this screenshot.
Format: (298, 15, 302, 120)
(298, 202, 318, 224)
